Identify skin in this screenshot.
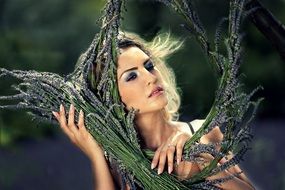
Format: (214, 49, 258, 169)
(52, 46, 255, 190)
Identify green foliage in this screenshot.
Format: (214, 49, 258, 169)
(0, 0, 103, 146)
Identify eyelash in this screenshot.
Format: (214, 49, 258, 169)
(145, 61, 155, 72)
(126, 72, 137, 81)
(125, 61, 155, 82)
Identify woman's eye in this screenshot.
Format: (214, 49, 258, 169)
(126, 72, 137, 82)
(145, 61, 155, 71)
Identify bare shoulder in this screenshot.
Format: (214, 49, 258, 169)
(190, 119, 223, 144)
(171, 120, 223, 143)
(190, 119, 206, 132)
(170, 121, 192, 135)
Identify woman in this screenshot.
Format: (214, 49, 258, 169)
(52, 32, 255, 190)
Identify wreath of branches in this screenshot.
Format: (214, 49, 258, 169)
(0, 0, 262, 189)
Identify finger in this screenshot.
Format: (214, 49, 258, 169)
(219, 157, 228, 165)
(167, 145, 175, 174)
(68, 104, 75, 127)
(78, 109, 84, 129)
(52, 111, 59, 120)
(157, 150, 167, 175)
(200, 153, 214, 169)
(52, 111, 64, 128)
(67, 104, 78, 133)
(52, 111, 69, 133)
(151, 148, 161, 169)
(181, 161, 193, 179)
(176, 137, 187, 166)
(59, 104, 67, 126)
(57, 105, 74, 138)
(176, 160, 185, 176)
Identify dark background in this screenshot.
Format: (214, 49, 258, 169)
(0, 0, 284, 189)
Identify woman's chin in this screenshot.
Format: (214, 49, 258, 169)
(139, 100, 168, 114)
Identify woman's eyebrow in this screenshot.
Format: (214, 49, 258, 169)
(119, 67, 137, 79)
(119, 58, 150, 79)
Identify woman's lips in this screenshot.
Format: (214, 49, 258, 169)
(149, 86, 164, 98)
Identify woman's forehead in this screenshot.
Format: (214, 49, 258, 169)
(117, 46, 149, 69)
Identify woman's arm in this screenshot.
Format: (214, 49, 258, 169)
(199, 126, 255, 190)
(52, 104, 116, 190)
(197, 153, 255, 190)
(219, 152, 254, 188)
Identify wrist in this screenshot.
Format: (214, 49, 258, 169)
(88, 147, 105, 163)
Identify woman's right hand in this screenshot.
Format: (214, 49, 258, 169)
(53, 104, 117, 190)
(52, 104, 103, 160)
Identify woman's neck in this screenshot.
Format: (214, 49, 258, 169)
(135, 111, 174, 151)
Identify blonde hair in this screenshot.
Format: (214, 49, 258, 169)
(118, 31, 183, 121)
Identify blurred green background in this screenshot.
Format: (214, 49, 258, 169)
(0, 0, 284, 189)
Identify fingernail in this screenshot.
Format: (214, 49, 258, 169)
(52, 111, 57, 117)
(177, 159, 180, 165)
(60, 104, 63, 112)
(151, 163, 155, 169)
(158, 168, 162, 175)
(168, 166, 172, 174)
(70, 104, 74, 111)
(80, 109, 83, 116)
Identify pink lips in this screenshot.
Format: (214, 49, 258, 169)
(149, 86, 164, 98)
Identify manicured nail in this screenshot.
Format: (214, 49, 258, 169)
(158, 168, 162, 175)
(168, 166, 172, 174)
(151, 163, 155, 169)
(52, 111, 57, 117)
(70, 104, 74, 111)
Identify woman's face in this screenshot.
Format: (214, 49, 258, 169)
(117, 46, 168, 114)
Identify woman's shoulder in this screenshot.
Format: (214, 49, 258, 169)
(170, 120, 192, 135)
(183, 119, 223, 143)
(172, 119, 205, 132)
(170, 120, 204, 136)
(189, 119, 205, 132)
(173, 119, 223, 143)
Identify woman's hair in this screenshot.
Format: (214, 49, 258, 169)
(118, 31, 183, 121)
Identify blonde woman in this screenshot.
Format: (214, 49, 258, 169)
(52, 32, 255, 190)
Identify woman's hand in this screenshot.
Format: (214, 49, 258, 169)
(151, 128, 191, 175)
(53, 104, 117, 190)
(52, 104, 103, 160)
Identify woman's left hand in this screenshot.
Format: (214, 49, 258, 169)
(151, 128, 191, 174)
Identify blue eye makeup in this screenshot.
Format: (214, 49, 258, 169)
(126, 72, 137, 82)
(123, 60, 155, 82)
(144, 60, 155, 71)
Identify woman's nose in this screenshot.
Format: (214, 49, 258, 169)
(144, 71, 157, 85)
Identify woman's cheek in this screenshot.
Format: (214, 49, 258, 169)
(119, 87, 138, 109)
